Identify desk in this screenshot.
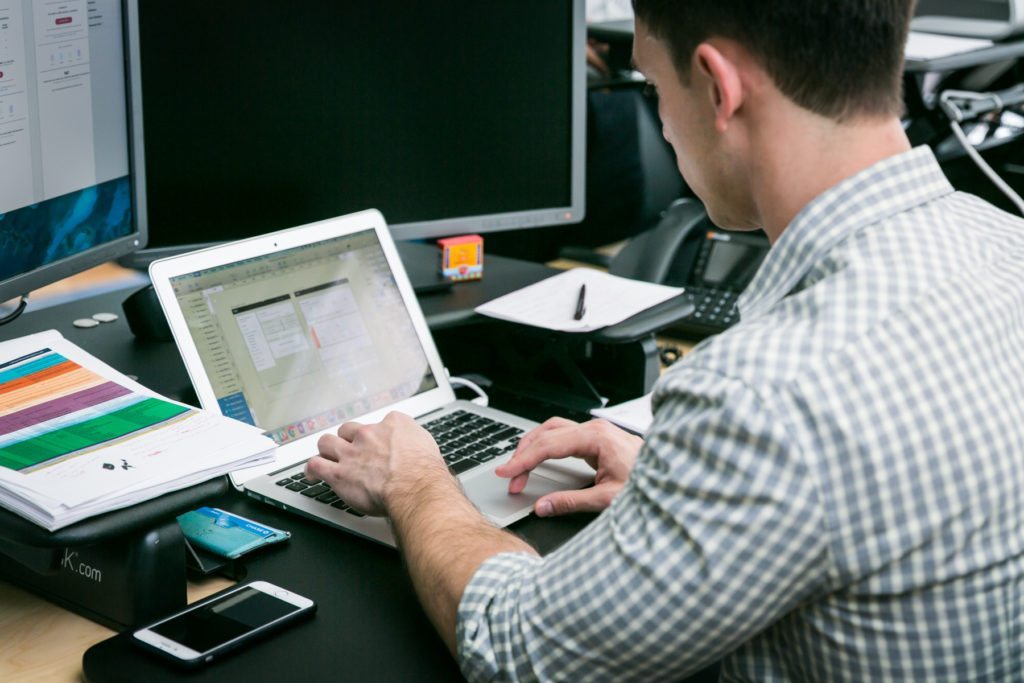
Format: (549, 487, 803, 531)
(0, 258, 609, 682)
(1, 489, 591, 682)
(0, 578, 232, 682)
(903, 36, 1024, 73)
(0, 245, 694, 681)
(82, 488, 591, 682)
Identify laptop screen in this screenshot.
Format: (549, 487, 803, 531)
(168, 229, 438, 445)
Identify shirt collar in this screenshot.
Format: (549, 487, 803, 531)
(736, 146, 955, 320)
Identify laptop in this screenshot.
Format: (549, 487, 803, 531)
(149, 209, 594, 547)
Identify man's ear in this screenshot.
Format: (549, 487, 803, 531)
(694, 42, 743, 133)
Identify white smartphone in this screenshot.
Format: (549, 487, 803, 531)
(133, 580, 316, 668)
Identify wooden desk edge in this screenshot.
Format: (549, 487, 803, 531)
(0, 577, 234, 683)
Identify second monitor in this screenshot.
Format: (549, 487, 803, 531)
(125, 0, 586, 261)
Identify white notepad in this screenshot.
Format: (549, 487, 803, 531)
(475, 269, 684, 333)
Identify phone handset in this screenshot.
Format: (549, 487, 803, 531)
(609, 197, 711, 285)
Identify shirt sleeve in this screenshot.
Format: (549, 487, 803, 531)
(456, 368, 831, 682)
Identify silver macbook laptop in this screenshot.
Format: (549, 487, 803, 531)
(149, 209, 593, 547)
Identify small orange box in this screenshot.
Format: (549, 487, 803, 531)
(438, 234, 484, 281)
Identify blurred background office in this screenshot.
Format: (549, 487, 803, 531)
(488, 0, 687, 264)
(586, 0, 633, 22)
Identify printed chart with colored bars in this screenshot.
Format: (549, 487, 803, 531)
(0, 349, 191, 473)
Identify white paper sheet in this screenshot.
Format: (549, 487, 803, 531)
(0, 331, 275, 529)
(475, 269, 685, 333)
(590, 392, 653, 435)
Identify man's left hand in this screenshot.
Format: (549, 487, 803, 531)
(305, 411, 445, 516)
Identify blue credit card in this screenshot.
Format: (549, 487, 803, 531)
(177, 507, 290, 559)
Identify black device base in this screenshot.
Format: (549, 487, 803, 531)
(0, 477, 228, 631)
(0, 519, 186, 631)
(184, 538, 248, 581)
(434, 322, 662, 421)
(121, 284, 173, 342)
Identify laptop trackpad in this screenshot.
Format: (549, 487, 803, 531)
(466, 470, 567, 520)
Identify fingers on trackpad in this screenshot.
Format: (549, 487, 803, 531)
(467, 470, 565, 519)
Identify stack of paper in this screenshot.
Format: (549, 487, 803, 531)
(591, 393, 654, 435)
(0, 331, 276, 531)
(475, 268, 684, 333)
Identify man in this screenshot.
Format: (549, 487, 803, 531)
(307, 0, 1024, 679)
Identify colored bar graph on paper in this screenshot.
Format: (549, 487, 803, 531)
(0, 352, 67, 384)
(0, 382, 132, 436)
(0, 351, 192, 471)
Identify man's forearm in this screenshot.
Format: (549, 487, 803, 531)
(385, 461, 538, 656)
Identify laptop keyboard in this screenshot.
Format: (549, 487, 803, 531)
(274, 472, 368, 516)
(422, 410, 524, 474)
(272, 410, 524, 513)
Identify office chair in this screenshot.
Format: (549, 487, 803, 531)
(541, 80, 688, 268)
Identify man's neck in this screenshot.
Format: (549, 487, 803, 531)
(749, 110, 912, 243)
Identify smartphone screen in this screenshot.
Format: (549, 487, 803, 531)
(151, 586, 298, 653)
(135, 582, 314, 665)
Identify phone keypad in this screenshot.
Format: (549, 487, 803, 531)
(684, 286, 739, 327)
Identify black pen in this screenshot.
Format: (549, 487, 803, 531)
(573, 283, 586, 321)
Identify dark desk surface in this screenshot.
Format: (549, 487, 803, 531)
(399, 242, 559, 331)
(82, 488, 591, 683)
(2, 261, 592, 683)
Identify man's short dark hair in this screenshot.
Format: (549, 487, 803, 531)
(632, 0, 914, 121)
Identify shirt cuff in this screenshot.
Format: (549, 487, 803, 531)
(457, 551, 542, 683)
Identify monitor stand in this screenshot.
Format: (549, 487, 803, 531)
(121, 284, 173, 341)
(396, 242, 454, 296)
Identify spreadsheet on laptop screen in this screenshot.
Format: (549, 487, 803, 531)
(168, 230, 438, 445)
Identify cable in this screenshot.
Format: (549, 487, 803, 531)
(948, 119, 1024, 216)
(939, 89, 1024, 217)
(0, 294, 29, 327)
(447, 375, 489, 407)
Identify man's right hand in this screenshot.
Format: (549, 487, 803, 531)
(495, 417, 643, 517)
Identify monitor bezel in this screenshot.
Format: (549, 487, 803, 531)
(122, 0, 586, 265)
(0, 1, 147, 303)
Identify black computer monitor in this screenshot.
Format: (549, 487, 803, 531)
(913, 0, 1024, 38)
(123, 0, 586, 264)
(0, 0, 144, 306)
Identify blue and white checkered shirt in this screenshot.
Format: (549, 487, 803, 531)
(456, 147, 1024, 681)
